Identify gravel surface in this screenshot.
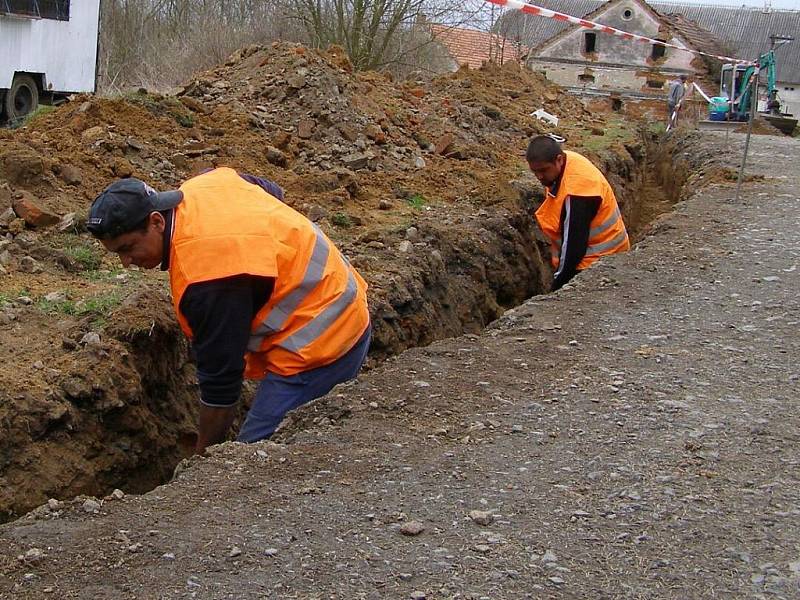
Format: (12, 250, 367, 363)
(1, 131, 798, 599)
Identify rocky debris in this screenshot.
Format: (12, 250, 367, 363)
(0, 130, 796, 599)
(82, 498, 101, 513)
(18, 256, 41, 273)
(55, 164, 83, 186)
(80, 125, 106, 145)
(399, 521, 426, 536)
(0, 39, 646, 528)
(80, 332, 101, 347)
(0, 147, 46, 186)
(11, 190, 60, 228)
(265, 146, 288, 167)
(468, 510, 494, 526)
(0, 206, 15, 226)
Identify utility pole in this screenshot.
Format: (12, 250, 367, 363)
(735, 67, 759, 204)
(770, 35, 794, 51)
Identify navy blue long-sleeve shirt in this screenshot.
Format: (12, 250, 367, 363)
(161, 173, 282, 407)
(551, 194, 601, 291)
(545, 176, 601, 291)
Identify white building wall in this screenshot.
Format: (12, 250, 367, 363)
(777, 81, 799, 117)
(530, 1, 698, 96)
(0, 1, 101, 92)
(535, 62, 664, 94)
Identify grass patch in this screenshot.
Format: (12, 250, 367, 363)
(0, 288, 31, 305)
(647, 121, 667, 136)
(406, 193, 427, 209)
(331, 212, 353, 228)
(581, 117, 636, 152)
(37, 298, 78, 315)
(63, 244, 103, 271)
(9, 105, 58, 129)
(36, 290, 123, 322)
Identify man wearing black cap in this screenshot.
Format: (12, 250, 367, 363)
(87, 169, 371, 453)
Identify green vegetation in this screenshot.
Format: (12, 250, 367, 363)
(406, 193, 427, 210)
(331, 212, 353, 228)
(36, 290, 123, 322)
(581, 117, 637, 152)
(36, 297, 78, 316)
(63, 244, 103, 272)
(12, 104, 57, 129)
(647, 121, 667, 136)
(0, 288, 30, 305)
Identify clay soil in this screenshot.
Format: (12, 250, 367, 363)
(0, 130, 798, 599)
(0, 43, 710, 526)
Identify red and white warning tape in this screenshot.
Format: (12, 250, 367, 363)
(485, 0, 753, 65)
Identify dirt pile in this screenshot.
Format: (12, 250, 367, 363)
(0, 42, 672, 521)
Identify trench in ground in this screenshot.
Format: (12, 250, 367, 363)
(3, 134, 692, 522)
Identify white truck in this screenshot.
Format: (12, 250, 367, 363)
(1, 0, 101, 122)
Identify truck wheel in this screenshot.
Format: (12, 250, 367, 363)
(4, 74, 39, 121)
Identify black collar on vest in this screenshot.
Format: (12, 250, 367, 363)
(548, 155, 567, 198)
(160, 209, 174, 272)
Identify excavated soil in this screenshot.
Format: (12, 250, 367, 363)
(0, 43, 709, 522)
(0, 131, 797, 600)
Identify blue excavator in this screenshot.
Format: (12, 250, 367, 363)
(721, 49, 798, 134)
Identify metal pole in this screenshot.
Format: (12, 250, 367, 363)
(734, 69, 759, 203)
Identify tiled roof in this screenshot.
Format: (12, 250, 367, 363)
(499, 1, 800, 82)
(659, 12, 729, 59)
(429, 24, 529, 70)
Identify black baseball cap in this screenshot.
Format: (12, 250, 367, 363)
(86, 178, 183, 239)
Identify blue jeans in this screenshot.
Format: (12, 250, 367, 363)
(237, 326, 371, 442)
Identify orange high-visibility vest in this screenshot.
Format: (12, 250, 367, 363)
(169, 167, 369, 378)
(534, 150, 629, 271)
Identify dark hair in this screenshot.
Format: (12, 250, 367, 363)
(526, 135, 564, 163)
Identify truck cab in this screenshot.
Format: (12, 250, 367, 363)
(1, 0, 101, 122)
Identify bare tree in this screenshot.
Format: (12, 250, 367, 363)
(96, 0, 497, 90)
(286, 0, 493, 71)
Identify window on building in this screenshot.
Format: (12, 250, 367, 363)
(646, 79, 665, 89)
(622, 8, 633, 20)
(578, 73, 596, 84)
(39, 0, 69, 19)
(1, 0, 70, 20)
(651, 43, 666, 60)
(584, 32, 597, 53)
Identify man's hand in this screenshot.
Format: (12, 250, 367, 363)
(195, 404, 237, 454)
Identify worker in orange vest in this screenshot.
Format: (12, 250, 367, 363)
(87, 168, 370, 453)
(526, 135, 630, 290)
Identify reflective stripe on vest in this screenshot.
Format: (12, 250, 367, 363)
(247, 225, 330, 352)
(589, 206, 621, 239)
(553, 205, 621, 254)
(279, 268, 358, 354)
(587, 229, 629, 255)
